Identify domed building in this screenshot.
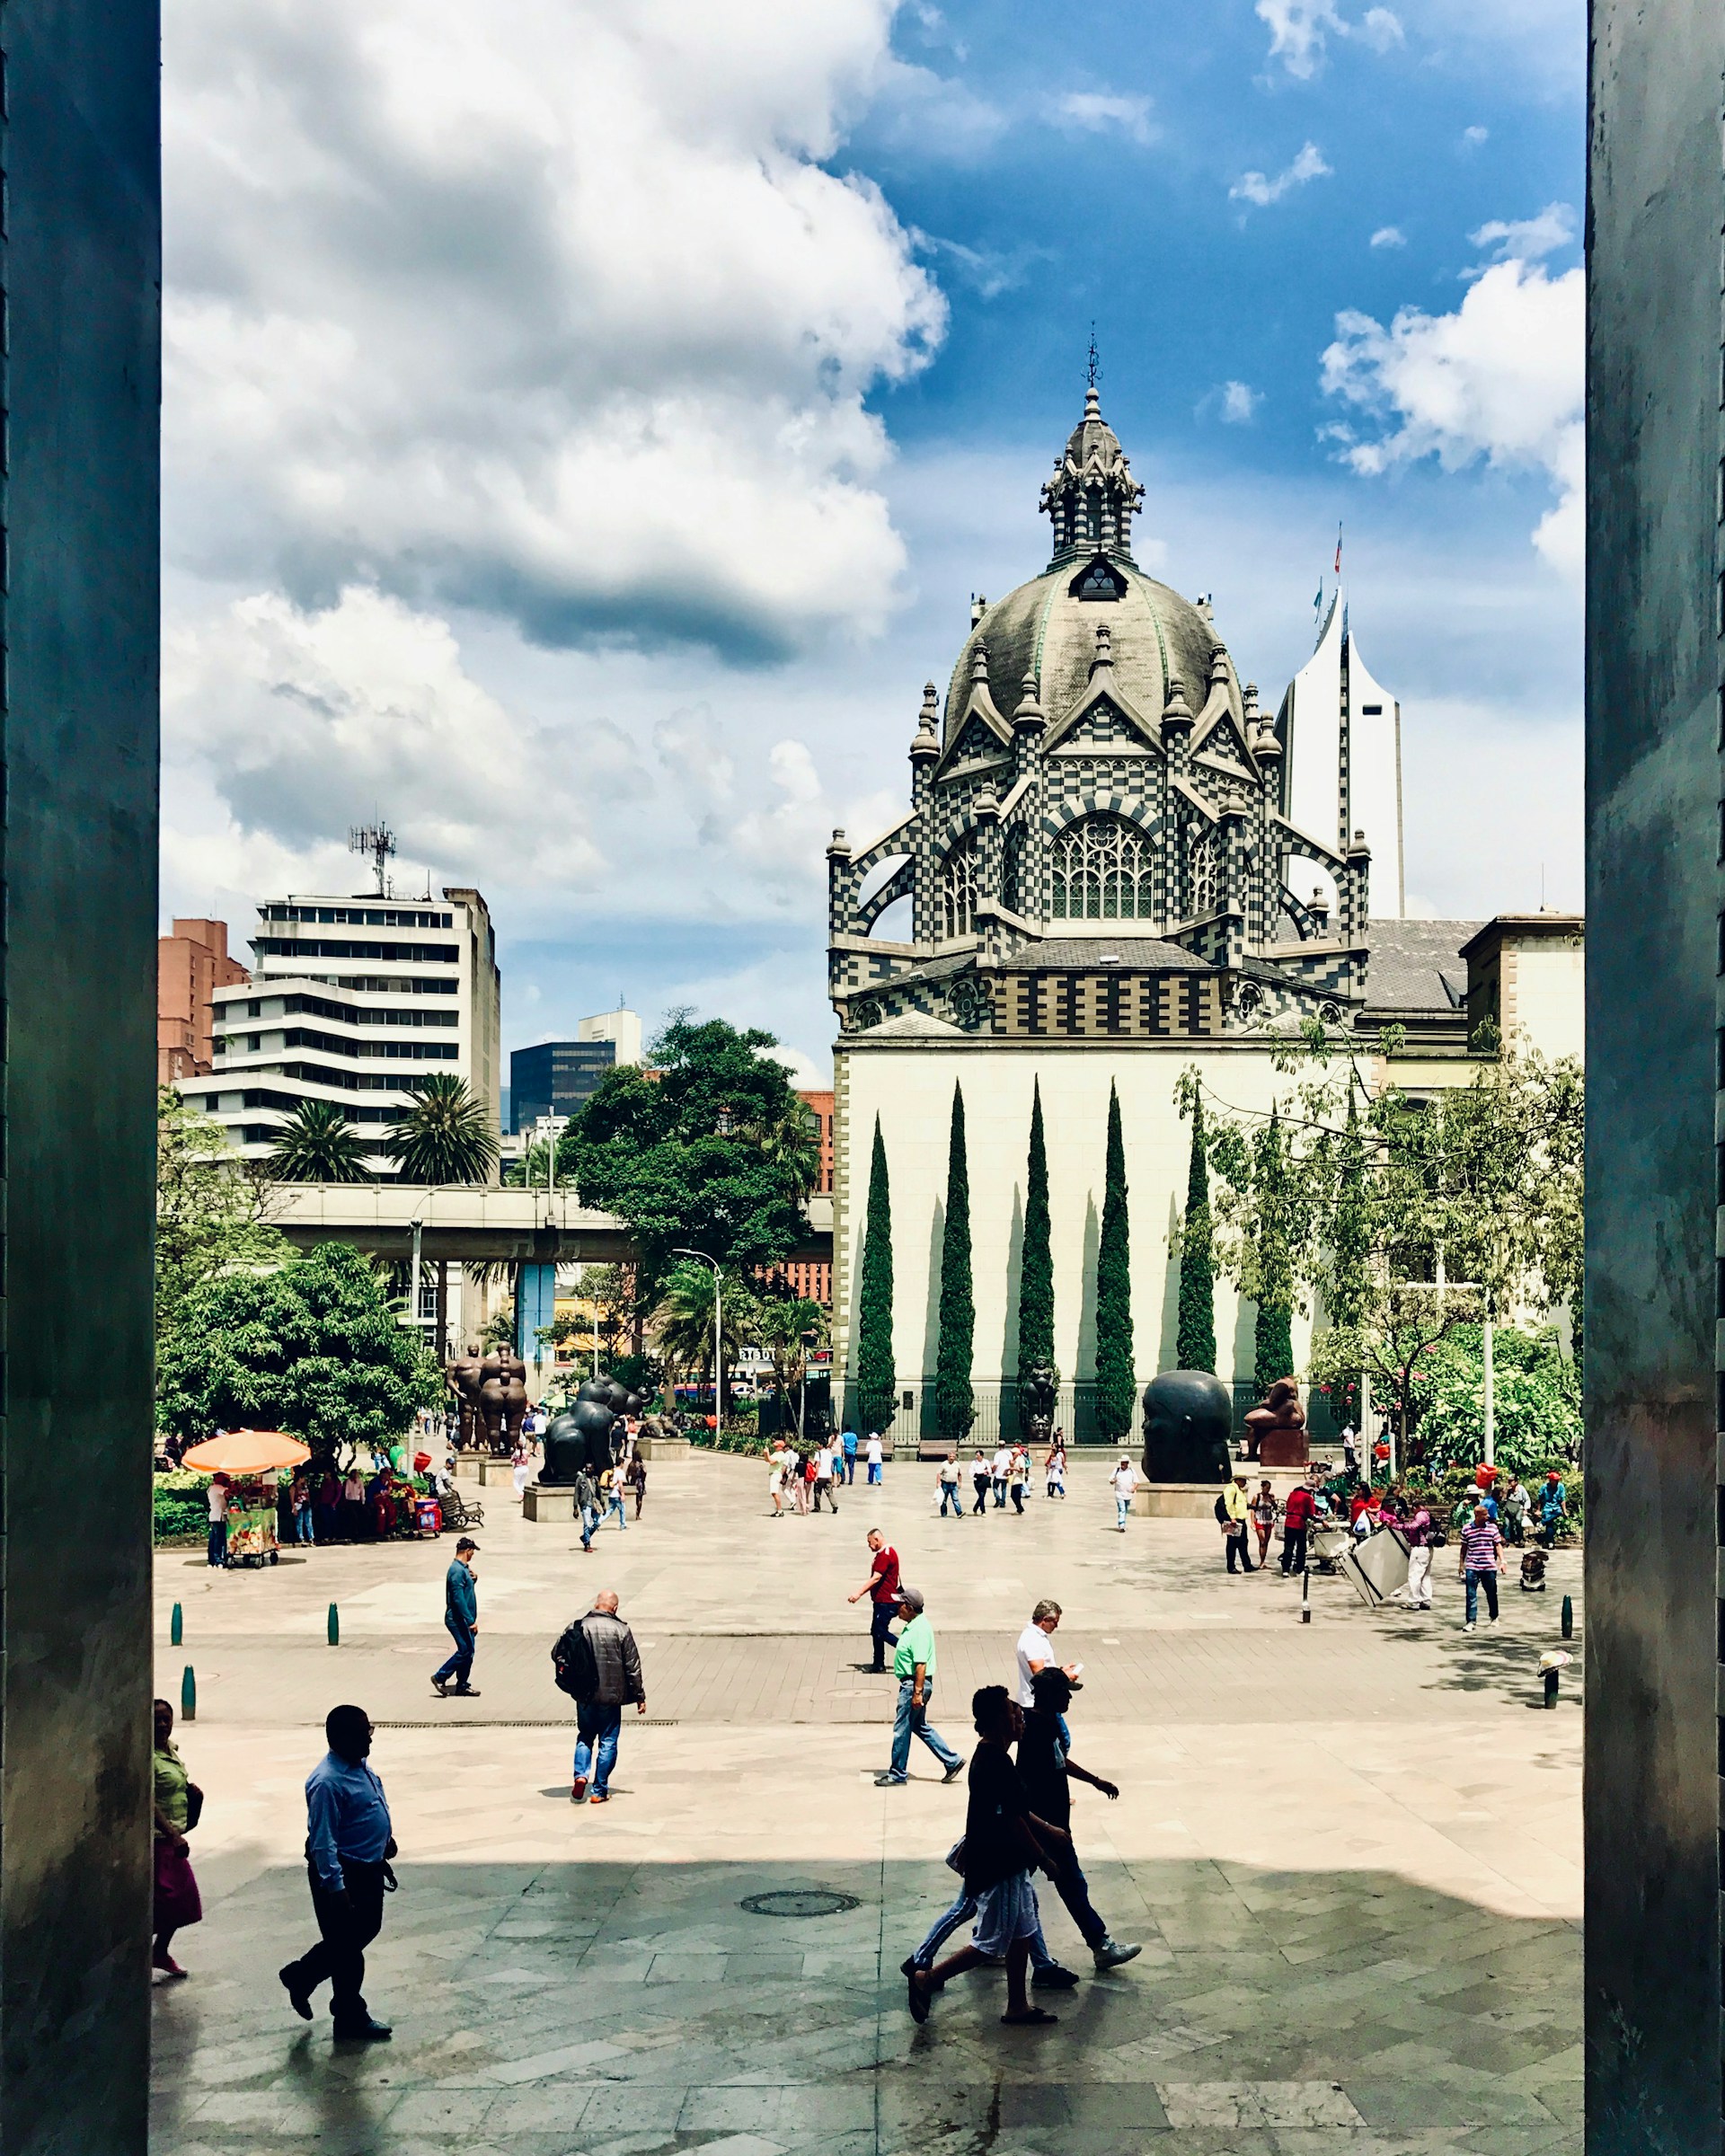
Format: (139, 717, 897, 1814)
(826, 390, 1582, 1445)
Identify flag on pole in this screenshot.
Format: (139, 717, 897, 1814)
(1334, 523, 1343, 576)
(1313, 580, 1322, 621)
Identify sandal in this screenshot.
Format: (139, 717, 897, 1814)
(1000, 2006, 1058, 2025)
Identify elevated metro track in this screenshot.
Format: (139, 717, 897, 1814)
(269, 1183, 834, 1268)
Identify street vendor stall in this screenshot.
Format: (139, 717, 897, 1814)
(181, 1431, 311, 1570)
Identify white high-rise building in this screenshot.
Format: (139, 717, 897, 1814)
(576, 1004, 643, 1066)
(1278, 594, 1404, 920)
(176, 884, 502, 1173)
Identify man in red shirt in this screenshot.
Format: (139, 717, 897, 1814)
(1281, 1482, 1317, 1577)
(847, 1527, 900, 1672)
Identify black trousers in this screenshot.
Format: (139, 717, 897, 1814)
(285, 1858, 386, 2028)
(869, 1601, 897, 1666)
(971, 1480, 989, 1514)
(1281, 1526, 1308, 1575)
(1225, 1526, 1253, 1573)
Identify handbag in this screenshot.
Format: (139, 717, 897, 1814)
(944, 1836, 967, 1874)
(184, 1782, 204, 1832)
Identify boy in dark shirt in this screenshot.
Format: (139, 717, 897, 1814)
(908, 1685, 1061, 2026)
(1020, 1669, 1140, 1970)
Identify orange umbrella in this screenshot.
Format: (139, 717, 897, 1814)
(181, 1429, 311, 1474)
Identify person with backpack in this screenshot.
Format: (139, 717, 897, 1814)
(1218, 1475, 1254, 1572)
(553, 1590, 647, 1804)
(1280, 1480, 1317, 1577)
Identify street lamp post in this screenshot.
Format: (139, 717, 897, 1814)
(674, 1248, 722, 1431)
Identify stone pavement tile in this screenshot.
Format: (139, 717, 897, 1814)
(1154, 2081, 1366, 2128)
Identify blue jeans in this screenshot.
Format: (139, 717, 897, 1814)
(843, 1454, 856, 1483)
(940, 1484, 964, 1516)
(434, 1614, 475, 1687)
(606, 1495, 627, 1531)
(883, 1678, 963, 1782)
(1116, 1495, 1131, 1528)
(867, 1462, 881, 1484)
(207, 1518, 227, 1567)
(579, 1505, 597, 1550)
(294, 1507, 314, 1543)
(573, 1701, 623, 1794)
(1464, 1568, 1499, 1623)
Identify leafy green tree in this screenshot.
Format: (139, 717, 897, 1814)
(755, 1294, 831, 1438)
(1015, 1082, 1056, 1425)
(270, 1100, 372, 1184)
(156, 1090, 288, 1348)
(933, 1082, 976, 1439)
(1094, 1083, 1136, 1438)
(854, 1118, 898, 1434)
(1251, 1115, 1296, 1394)
(1414, 1321, 1581, 1472)
(1172, 1089, 1216, 1373)
(1307, 1286, 1478, 1460)
(388, 1073, 500, 1185)
(156, 1241, 444, 1459)
(566, 1014, 812, 1292)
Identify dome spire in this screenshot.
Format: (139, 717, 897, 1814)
(1039, 365, 1144, 570)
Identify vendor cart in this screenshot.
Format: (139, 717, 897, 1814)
(222, 1475, 282, 1568)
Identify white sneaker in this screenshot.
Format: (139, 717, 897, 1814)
(1092, 1938, 1141, 1969)
(1463, 1621, 1476, 1633)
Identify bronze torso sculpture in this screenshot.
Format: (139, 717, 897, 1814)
(1140, 1369, 1234, 1484)
(1243, 1377, 1308, 1466)
(448, 1349, 484, 1450)
(541, 1374, 646, 1483)
(1020, 1364, 1058, 1445)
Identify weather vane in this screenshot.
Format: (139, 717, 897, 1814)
(1086, 324, 1101, 392)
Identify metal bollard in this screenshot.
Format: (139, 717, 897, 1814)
(1543, 1667, 1560, 1708)
(1301, 1567, 1311, 1624)
(328, 1602, 340, 1647)
(170, 1602, 182, 1647)
(1561, 1594, 1573, 1639)
(181, 1665, 197, 1721)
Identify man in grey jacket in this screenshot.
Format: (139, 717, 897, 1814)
(571, 1589, 646, 1804)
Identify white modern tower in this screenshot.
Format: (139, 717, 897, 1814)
(1278, 595, 1404, 920)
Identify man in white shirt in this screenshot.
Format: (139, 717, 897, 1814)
(1110, 1456, 1139, 1532)
(990, 1445, 1011, 1508)
(207, 1473, 230, 1568)
(937, 1453, 964, 1520)
(865, 1433, 884, 1485)
(813, 1443, 838, 1515)
(1015, 1598, 1080, 1707)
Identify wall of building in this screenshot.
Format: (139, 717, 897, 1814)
(3, 0, 161, 2142)
(1505, 941, 1584, 1063)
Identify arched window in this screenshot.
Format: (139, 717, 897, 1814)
(1187, 823, 1217, 918)
(1001, 824, 1028, 916)
(1049, 816, 1154, 920)
(941, 835, 981, 939)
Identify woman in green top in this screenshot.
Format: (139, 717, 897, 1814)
(152, 1698, 202, 1978)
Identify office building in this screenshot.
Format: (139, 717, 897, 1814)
(176, 885, 501, 1172)
(157, 916, 247, 1082)
(509, 1007, 643, 1133)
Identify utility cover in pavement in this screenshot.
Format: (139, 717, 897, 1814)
(740, 1889, 860, 1918)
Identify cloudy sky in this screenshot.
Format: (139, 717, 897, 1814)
(161, 0, 1584, 1085)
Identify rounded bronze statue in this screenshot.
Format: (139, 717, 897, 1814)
(1019, 1363, 1058, 1445)
(541, 1373, 644, 1483)
(447, 1346, 485, 1450)
(1243, 1376, 1308, 1467)
(1140, 1369, 1234, 1485)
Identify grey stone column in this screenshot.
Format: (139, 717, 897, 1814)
(1586, 1, 1725, 2146)
(1, 4, 160, 2152)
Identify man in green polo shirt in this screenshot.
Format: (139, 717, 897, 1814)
(875, 1586, 966, 1787)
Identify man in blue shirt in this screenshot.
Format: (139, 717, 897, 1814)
(432, 1536, 481, 1698)
(841, 1427, 858, 1485)
(279, 1705, 394, 2039)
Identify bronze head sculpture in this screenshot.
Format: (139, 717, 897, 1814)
(1140, 1368, 1234, 1485)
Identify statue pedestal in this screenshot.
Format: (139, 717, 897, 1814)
(523, 1484, 575, 1524)
(1256, 1430, 1310, 1468)
(1139, 1481, 1234, 1519)
(477, 1458, 513, 1486)
(635, 1434, 690, 1460)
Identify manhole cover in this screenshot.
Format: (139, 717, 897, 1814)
(739, 1889, 860, 1919)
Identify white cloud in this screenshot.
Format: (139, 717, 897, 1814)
(1370, 225, 1407, 249)
(1320, 238, 1583, 576)
(163, 0, 946, 663)
(1469, 201, 1577, 262)
(1256, 0, 1402, 76)
(1219, 381, 1263, 424)
(1050, 91, 1155, 146)
(1462, 124, 1489, 147)
(1231, 141, 1332, 207)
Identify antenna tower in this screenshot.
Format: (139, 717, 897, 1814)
(348, 821, 395, 897)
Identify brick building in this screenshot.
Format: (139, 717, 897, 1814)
(157, 917, 247, 1082)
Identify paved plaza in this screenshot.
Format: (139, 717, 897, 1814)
(151, 1451, 1581, 2156)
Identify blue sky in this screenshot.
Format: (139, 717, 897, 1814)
(159, 0, 1584, 1082)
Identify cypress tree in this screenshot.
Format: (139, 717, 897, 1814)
(1175, 1099, 1216, 1373)
(854, 1117, 897, 1432)
(1015, 1082, 1056, 1422)
(933, 1082, 976, 1439)
(1094, 1082, 1136, 1438)
(1252, 1113, 1296, 1393)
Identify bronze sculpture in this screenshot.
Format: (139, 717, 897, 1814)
(1140, 1368, 1233, 1484)
(1243, 1376, 1308, 1466)
(1019, 1364, 1058, 1445)
(478, 1348, 529, 1454)
(447, 1346, 485, 1450)
(541, 1374, 645, 1484)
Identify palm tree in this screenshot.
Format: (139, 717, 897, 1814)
(387, 1074, 500, 1185)
(650, 1263, 756, 1411)
(270, 1100, 371, 1183)
(389, 1074, 500, 1359)
(756, 1295, 829, 1438)
(747, 1102, 822, 1209)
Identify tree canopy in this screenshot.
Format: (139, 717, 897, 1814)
(1016, 1082, 1056, 1410)
(270, 1099, 371, 1184)
(854, 1117, 898, 1434)
(1093, 1082, 1135, 1438)
(933, 1082, 976, 1438)
(389, 1073, 499, 1185)
(156, 1241, 444, 1457)
(156, 1090, 289, 1348)
(564, 1014, 813, 1290)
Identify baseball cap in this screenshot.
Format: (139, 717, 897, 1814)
(897, 1585, 925, 1613)
(456, 1536, 479, 1551)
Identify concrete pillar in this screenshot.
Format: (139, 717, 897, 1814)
(2, 4, 161, 2148)
(1587, 2, 1725, 2144)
